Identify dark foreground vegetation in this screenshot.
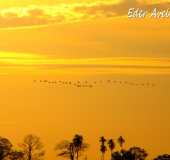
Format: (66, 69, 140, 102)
(0, 134, 169, 160)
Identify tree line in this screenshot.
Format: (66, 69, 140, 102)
(0, 134, 169, 160)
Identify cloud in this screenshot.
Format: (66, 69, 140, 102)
(0, 0, 170, 28)
(0, 52, 170, 75)
(74, 0, 170, 17)
(0, 52, 170, 67)
(0, 6, 65, 28)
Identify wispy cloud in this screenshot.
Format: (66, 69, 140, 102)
(0, 0, 170, 28)
(0, 52, 170, 75)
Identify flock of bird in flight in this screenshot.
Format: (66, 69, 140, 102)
(33, 79, 156, 88)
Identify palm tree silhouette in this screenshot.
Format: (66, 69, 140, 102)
(56, 135, 88, 160)
(117, 136, 125, 150)
(99, 136, 107, 160)
(108, 139, 115, 156)
(73, 134, 83, 160)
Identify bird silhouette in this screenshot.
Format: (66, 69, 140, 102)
(34, 79, 156, 89)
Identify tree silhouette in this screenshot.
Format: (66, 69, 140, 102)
(55, 135, 88, 160)
(111, 146, 147, 160)
(20, 134, 45, 160)
(112, 150, 136, 160)
(9, 150, 24, 160)
(0, 133, 167, 160)
(55, 141, 75, 160)
(112, 151, 122, 160)
(99, 136, 107, 160)
(108, 139, 115, 155)
(0, 137, 12, 160)
(73, 134, 83, 160)
(129, 147, 147, 160)
(154, 154, 170, 160)
(117, 136, 125, 150)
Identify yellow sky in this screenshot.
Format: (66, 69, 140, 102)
(0, 0, 170, 160)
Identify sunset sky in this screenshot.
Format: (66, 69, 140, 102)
(0, 0, 170, 160)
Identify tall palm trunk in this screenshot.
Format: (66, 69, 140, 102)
(70, 154, 74, 160)
(70, 143, 74, 160)
(110, 150, 113, 160)
(102, 153, 105, 160)
(76, 151, 79, 160)
(28, 146, 32, 160)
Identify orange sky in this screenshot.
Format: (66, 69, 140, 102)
(0, 0, 170, 160)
